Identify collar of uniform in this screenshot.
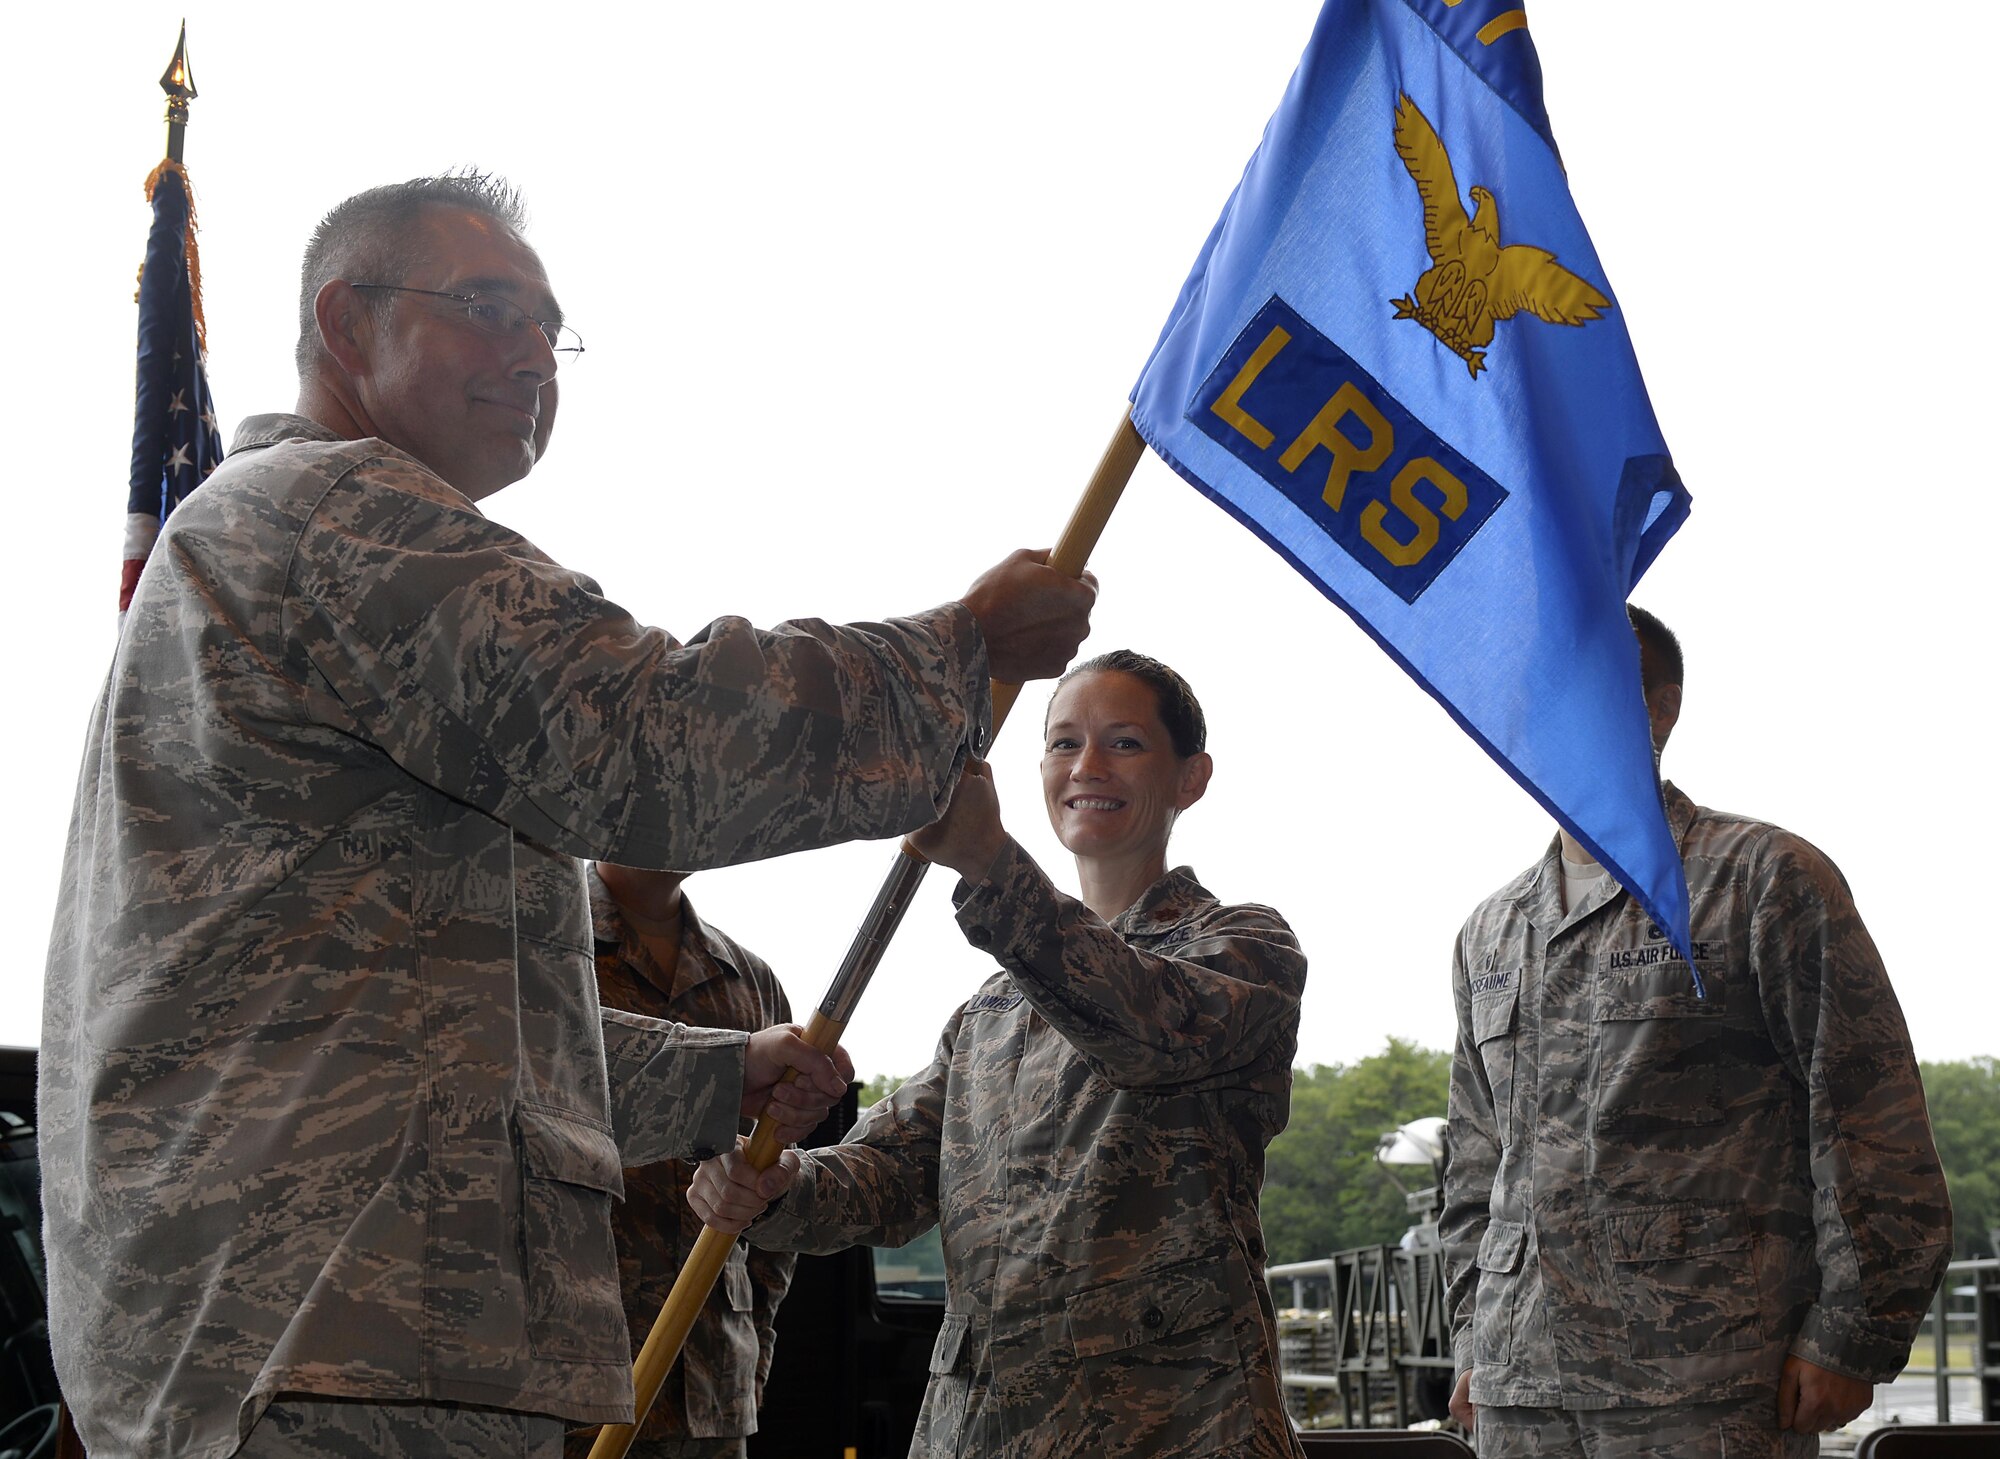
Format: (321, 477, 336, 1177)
(1661, 780, 1698, 848)
(670, 898, 739, 1000)
(228, 412, 345, 453)
(588, 865, 737, 1001)
(1518, 849, 1574, 940)
(1111, 865, 1211, 937)
(1519, 780, 1699, 939)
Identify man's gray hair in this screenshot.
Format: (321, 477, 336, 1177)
(294, 170, 529, 374)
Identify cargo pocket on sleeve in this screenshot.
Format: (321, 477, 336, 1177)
(517, 1104, 627, 1362)
(1473, 1219, 1527, 1365)
(1065, 1259, 1253, 1458)
(1604, 1202, 1761, 1358)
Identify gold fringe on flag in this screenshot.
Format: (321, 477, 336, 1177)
(137, 158, 209, 356)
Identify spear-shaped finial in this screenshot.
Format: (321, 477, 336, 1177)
(160, 21, 196, 163)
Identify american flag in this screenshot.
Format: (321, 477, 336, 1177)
(123, 160, 223, 614)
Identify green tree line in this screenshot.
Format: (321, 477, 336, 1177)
(1924, 1056, 2000, 1259)
(859, 1048, 2000, 1265)
(1260, 1038, 1452, 1264)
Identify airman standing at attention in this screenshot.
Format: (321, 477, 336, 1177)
(1441, 607, 1950, 1458)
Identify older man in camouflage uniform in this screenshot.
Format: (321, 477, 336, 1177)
(1441, 607, 1950, 1458)
(566, 864, 797, 1459)
(41, 172, 1094, 1459)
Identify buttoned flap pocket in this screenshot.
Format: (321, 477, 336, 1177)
(1470, 981, 1520, 1145)
(1480, 1207, 1520, 1359)
(723, 1247, 755, 1312)
(1470, 984, 1519, 1043)
(1471, 1219, 1527, 1366)
(1066, 1261, 1232, 1360)
(517, 1104, 626, 1361)
(1604, 1202, 1749, 1262)
(1592, 961, 1730, 1134)
(920, 1315, 975, 1456)
(1603, 1202, 1760, 1358)
(1595, 955, 1727, 1021)
(929, 1312, 971, 1375)
(1066, 1259, 1253, 1457)
(519, 1104, 625, 1196)
(1476, 1218, 1527, 1275)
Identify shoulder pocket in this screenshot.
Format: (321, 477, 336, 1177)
(517, 1105, 626, 1361)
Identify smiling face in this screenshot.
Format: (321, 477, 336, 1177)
(348, 206, 562, 499)
(1040, 670, 1212, 873)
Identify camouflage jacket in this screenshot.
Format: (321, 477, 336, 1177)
(1440, 784, 1950, 1410)
(566, 870, 796, 1450)
(41, 415, 989, 1459)
(750, 843, 1308, 1459)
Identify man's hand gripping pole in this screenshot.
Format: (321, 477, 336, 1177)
(588, 410, 1144, 1459)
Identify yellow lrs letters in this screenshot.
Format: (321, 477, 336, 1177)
(1210, 326, 1468, 569)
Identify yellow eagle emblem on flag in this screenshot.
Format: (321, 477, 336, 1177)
(1390, 93, 1609, 378)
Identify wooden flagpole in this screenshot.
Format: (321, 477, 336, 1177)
(588, 409, 1146, 1459)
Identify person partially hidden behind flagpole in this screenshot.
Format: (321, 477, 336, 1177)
(1440, 607, 1951, 1458)
(40, 170, 1096, 1459)
(691, 651, 1308, 1459)
(566, 865, 798, 1459)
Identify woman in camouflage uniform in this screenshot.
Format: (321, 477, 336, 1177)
(695, 651, 1308, 1458)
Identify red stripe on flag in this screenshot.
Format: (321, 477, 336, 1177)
(119, 555, 148, 613)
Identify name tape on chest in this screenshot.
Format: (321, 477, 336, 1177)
(1601, 941, 1719, 974)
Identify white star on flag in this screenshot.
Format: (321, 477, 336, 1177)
(166, 443, 194, 473)
(168, 390, 188, 415)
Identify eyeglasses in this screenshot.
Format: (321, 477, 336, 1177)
(350, 284, 584, 356)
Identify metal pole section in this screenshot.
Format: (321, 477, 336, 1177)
(1935, 1276, 1951, 1421)
(591, 410, 1147, 1459)
(815, 845, 931, 1026)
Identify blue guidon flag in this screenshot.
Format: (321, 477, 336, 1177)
(124, 161, 224, 615)
(1130, 0, 1699, 973)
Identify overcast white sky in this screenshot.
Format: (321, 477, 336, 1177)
(9, 3, 1994, 1084)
